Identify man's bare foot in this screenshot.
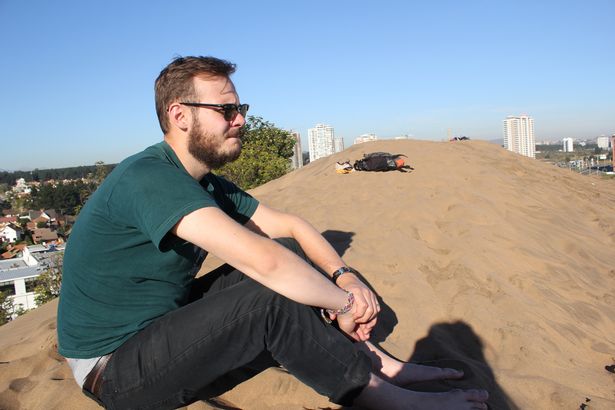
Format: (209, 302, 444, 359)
(385, 362, 464, 385)
(357, 341, 464, 385)
(354, 374, 489, 410)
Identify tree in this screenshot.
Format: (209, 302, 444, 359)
(7, 190, 33, 212)
(34, 253, 63, 305)
(76, 161, 109, 210)
(0, 291, 13, 325)
(93, 160, 109, 186)
(218, 116, 295, 189)
(0, 290, 28, 325)
(29, 180, 97, 215)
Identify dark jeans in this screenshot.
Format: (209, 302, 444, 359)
(95, 238, 371, 409)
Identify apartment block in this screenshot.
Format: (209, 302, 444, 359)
(308, 124, 335, 162)
(503, 115, 535, 158)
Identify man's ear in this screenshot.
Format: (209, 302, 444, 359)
(167, 102, 190, 132)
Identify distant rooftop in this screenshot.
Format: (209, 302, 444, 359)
(0, 266, 40, 282)
(0, 259, 28, 270)
(28, 244, 65, 253)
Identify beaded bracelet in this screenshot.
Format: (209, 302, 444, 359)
(320, 291, 355, 324)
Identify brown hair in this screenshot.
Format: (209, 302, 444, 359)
(155, 56, 236, 134)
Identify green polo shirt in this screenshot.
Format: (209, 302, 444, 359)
(57, 141, 258, 358)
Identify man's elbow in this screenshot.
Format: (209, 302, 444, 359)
(247, 239, 286, 278)
(284, 214, 310, 237)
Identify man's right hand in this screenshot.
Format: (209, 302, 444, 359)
(336, 273, 380, 324)
(335, 307, 378, 342)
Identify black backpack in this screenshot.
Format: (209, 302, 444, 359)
(353, 152, 413, 172)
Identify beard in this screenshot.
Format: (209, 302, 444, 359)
(188, 116, 242, 169)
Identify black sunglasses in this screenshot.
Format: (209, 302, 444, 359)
(180, 102, 249, 121)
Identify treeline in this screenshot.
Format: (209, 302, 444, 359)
(3, 116, 295, 193)
(30, 181, 98, 215)
(0, 163, 116, 186)
(537, 143, 611, 156)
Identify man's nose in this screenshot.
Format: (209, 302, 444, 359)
(232, 111, 246, 127)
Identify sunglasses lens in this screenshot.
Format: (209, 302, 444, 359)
(222, 106, 235, 121)
(221, 104, 249, 120)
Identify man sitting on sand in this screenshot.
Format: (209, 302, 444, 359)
(57, 56, 489, 409)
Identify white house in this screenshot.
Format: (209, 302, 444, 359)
(1, 224, 23, 243)
(0, 244, 64, 317)
(0, 264, 40, 313)
(12, 178, 31, 194)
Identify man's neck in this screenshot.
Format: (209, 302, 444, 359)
(164, 134, 210, 181)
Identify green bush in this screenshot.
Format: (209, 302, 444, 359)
(218, 116, 295, 190)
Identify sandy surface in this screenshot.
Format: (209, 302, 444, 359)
(1, 139, 614, 409)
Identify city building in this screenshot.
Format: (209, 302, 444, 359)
(354, 133, 378, 145)
(308, 124, 335, 162)
(12, 178, 31, 194)
(503, 115, 535, 158)
(288, 130, 303, 170)
(562, 137, 574, 153)
(0, 244, 64, 315)
(334, 137, 344, 153)
(597, 136, 610, 149)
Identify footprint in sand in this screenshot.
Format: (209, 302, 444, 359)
(9, 377, 35, 393)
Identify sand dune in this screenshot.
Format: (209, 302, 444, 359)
(1, 139, 614, 409)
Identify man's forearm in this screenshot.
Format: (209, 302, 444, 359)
(287, 216, 348, 277)
(251, 239, 352, 311)
(246, 205, 348, 277)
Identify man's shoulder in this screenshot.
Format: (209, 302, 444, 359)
(107, 143, 184, 186)
(117, 143, 173, 172)
(81, 143, 183, 213)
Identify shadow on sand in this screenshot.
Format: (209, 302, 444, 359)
(405, 321, 519, 410)
(321, 230, 355, 258)
(322, 230, 517, 409)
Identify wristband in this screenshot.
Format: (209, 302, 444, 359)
(331, 266, 358, 284)
(320, 291, 355, 324)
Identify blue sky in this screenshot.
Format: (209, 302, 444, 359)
(1, 0, 613, 170)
